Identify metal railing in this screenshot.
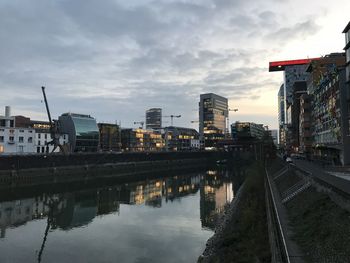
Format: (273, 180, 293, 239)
(265, 167, 291, 263)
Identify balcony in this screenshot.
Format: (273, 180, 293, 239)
(7, 140, 15, 144)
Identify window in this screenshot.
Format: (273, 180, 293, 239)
(18, 145, 24, 152)
(19, 130, 24, 133)
(29, 130, 33, 133)
(0, 129, 4, 132)
(44, 134, 47, 139)
(0, 136, 3, 142)
(0, 145, 3, 153)
(28, 137, 33, 143)
(9, 136, 14, 142)
(38, 141, 41, 146)
(9, 129, 14, 134)
(38, 134, 41, 139)
(19, 136, 24, 143)
(37, 147, 40, 153)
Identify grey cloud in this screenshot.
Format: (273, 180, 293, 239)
(264, 19, 321, 43)
(0, 0, 326, 129)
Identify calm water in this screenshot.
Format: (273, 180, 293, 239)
(0, 168, 240, 263)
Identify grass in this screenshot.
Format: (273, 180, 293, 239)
(202, 162, 271, 263)
(287, 187, 350, 262)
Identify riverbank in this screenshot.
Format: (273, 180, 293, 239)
(0, 157, 209, 189)
(198, 162, 271, 263)
(0, 151, 226, 189)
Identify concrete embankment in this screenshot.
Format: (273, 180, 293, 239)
(0, 151, 224, 189)
(198, 162, 271, 263)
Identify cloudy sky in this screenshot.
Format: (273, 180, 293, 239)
(0, 0, 349, 129)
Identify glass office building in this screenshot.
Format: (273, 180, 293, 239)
(59, 113, 99, 152)
(146, 108, 162, 130)
(199, 93, 228, 149)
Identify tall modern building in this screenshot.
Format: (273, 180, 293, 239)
(146, 108, 162, 130)
(270, 58, 320, 151)
(199, 93, 228, 149)
(277, 84, 285, 147)
(299, 94, 312, 156)
(306, 53, 350, 165)
(289, 81, 307, 151)
(59, 113, 99, 152)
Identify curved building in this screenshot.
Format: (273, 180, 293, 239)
(59, 113, 99, 152)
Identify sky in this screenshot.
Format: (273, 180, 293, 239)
(0, 0, 349, 130)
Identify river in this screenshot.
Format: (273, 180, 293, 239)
(0, 167, 241, 263)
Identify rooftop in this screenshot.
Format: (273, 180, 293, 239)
(269, 58, 321, 72)
(342, 21, 350, 33)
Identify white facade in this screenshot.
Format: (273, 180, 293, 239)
(34, 132, 69, 154)
(0, 127, 35, 154)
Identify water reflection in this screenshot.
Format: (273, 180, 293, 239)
(0, 167, 241, 263)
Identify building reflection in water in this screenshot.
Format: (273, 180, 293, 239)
(200, 170, 234, 230)
(0, 168, 237, 239)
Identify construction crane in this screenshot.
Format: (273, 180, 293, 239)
(163, 115, 181, 126)
(41, 86, 68, 154)
(133, 121, 144, 129)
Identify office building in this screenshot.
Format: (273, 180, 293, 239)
(164, 126, 200, 151)
(299, 94, 312, 156)
(270, 58, 320, 151)
(59, 113, 99, 152)
(199, 93, 228, 149)
(290, 82, 307, 151)
(277, 84, 286, 147)
(98, 123, 121, 152)
(231, 122, 265, 141)
(146, 108, 162, 130)
(306, 53, 350, 165)
(121, 128, 164, 152)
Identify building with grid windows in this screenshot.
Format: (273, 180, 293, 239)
(199, 93, 228, 149)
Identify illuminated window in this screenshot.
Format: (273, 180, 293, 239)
(0, 145, 3, 153)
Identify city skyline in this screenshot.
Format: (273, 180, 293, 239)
(0, 0, 349, 130)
